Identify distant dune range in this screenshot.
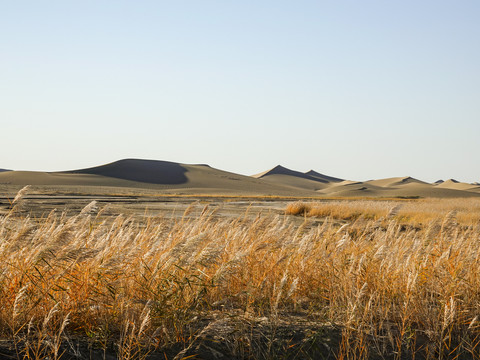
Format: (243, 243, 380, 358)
(0, 159, 315, 196)
(0, 159, 479, 198)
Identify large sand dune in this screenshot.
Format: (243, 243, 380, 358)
(0, 159, 316, 196)
(0, 159, 478, 198)
(68, 159, 189, 184)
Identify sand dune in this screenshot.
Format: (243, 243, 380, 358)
(0, 159, 478, 198)
(252, 165, 332, 191)
(253, 167, 479, 197)
(366, 176, 427, 187)
(329, 180, 364, 187)
(321, 181, 479, 198)
(253, 165, 327, 182)
(69, 159, 189, 184)
(379, 182, 480, 198)
(435, 179, 480, 192)
(319, 181, 387, 196)
(0, 159, 316, 196)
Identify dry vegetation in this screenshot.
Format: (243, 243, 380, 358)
(2, 190, 480, 359)
(286, 198, 480, 225)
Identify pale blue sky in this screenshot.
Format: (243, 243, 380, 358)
(1, 1, 479, 182)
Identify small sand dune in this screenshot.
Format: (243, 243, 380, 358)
(319, 182, 386, 196)
(319, 179, 480, 198)
(253, 165, 327, 182)
(252, 165, 334, 191)
(366, 176, 427, 187)
(435, 179, 480, 192)
(256, 174, 331, 192)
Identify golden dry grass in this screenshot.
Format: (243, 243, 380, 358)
(286, 198, 480, 225)
(2, 191, 480, 358)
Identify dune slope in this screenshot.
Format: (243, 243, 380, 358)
(435, 179, 480, 192)
(366, 176, 427, 187)
(305, 170, 343, 183)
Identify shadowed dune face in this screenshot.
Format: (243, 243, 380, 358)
(305, 170, 343, 183)
(68, 159, 188, 185)
(254, 165, 330, 183)
(252, 165, 334, 191)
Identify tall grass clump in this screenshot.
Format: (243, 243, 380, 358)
(2, 192, 480, 358)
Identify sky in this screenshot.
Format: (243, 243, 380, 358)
(1, 1, 479, 182)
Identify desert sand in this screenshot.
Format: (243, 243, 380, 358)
(0, 158, 479, 199)
(435, 179, 480, 192)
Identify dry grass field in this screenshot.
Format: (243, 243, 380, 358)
(2, 188, 480, 359)
(285, 198, 480, 225)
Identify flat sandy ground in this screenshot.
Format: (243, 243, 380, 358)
(0, 185, 297, 219)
